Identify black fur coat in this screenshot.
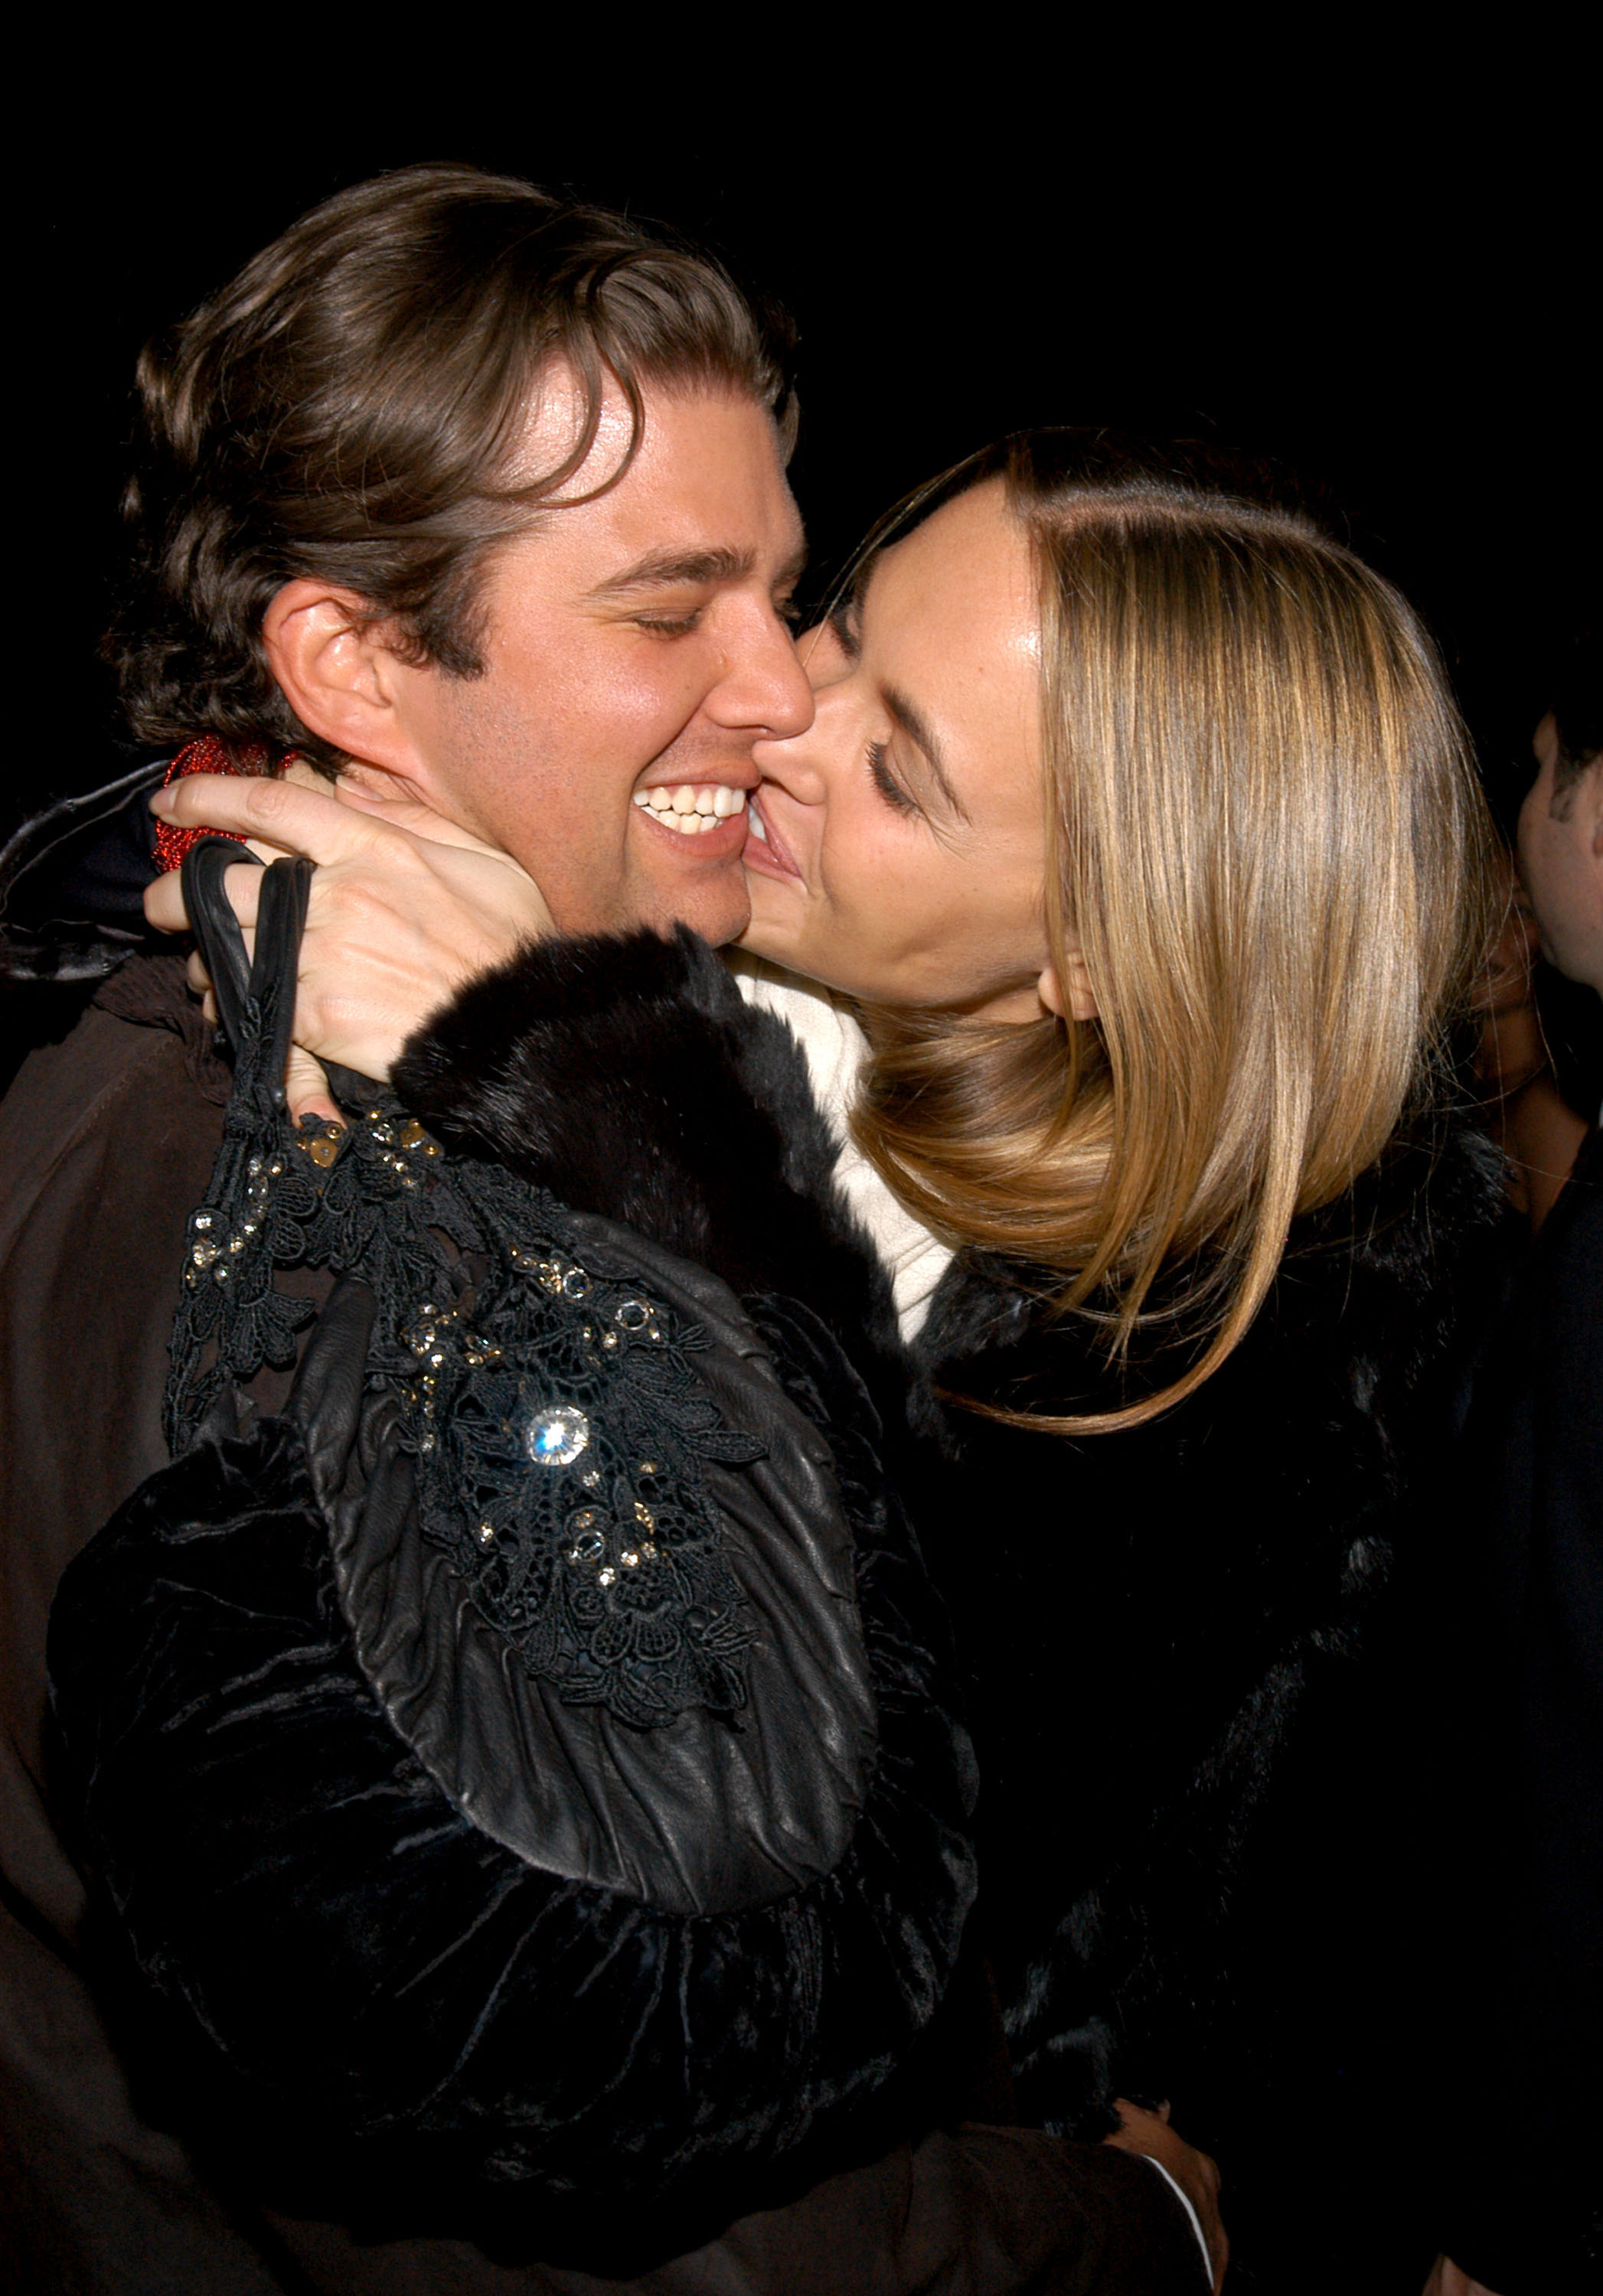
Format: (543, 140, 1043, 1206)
(391, 925, 1509, 2284)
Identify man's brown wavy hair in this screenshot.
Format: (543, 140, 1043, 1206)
(109, 163, 796, 772)
(850, 432, 1498, 1431)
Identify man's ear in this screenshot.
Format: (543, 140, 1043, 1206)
(262, 583, 425, 777)
(1038, 942, 1099, 1022)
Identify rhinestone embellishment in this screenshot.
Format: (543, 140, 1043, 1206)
(168, 1064, 762, 1727)
(565, 1507, 607, 1564)
(523, 1404, 591, 1467)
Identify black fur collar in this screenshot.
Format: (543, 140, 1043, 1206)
(392, 927, 909, 1417)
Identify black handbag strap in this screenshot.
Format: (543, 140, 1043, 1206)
(181, 837, 259, 1051)
(181, 837, 313, 1109)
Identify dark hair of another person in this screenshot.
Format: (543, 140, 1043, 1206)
(109, 163, 796, 771)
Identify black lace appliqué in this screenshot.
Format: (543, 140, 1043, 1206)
(165, 976, 761, 1727)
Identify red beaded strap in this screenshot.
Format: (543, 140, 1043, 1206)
(152, 735, 275, 872)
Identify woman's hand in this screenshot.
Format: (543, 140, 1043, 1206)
(1103, 2099, 1227, 2290)
(144, 771, 551, 1120)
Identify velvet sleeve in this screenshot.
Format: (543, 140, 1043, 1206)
(47, 1301, 971, 2216)
(47, 1410, 1205, 2288)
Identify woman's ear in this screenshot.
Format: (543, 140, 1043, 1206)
(262, 582, 423, 775)
(1039, 945, 1099, 1022)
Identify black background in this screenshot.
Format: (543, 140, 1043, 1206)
(18, 86, 1598, 847)
(5, 76, 1598, 2285)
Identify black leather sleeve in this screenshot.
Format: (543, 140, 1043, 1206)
(0, 760, 166, 983)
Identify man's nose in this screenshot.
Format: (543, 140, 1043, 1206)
(707, 606, 815, 741)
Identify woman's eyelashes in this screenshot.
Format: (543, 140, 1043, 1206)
(867, 739, 919, 817)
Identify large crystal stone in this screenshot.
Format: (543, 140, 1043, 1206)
(522, 1404, 591, 1468)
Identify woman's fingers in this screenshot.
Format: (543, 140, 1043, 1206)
(145, 867, 189, 933)
(145, 768, 553, 1084)
(153, 768, 544, 893)
(283, 1043, 343, 1128)
(145, 855, 272, 936)
(322, 773, 515, 859)
(151, 773, 400, 867)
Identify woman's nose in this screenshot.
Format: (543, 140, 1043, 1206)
(751, 694, 842, 805)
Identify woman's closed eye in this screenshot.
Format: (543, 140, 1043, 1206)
(867, 739, 920, 818)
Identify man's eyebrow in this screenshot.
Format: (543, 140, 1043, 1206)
(883, 683, 968, 822)
(588, 544, 782, 597)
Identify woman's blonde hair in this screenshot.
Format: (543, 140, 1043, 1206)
(851, 432, 1497, 1432)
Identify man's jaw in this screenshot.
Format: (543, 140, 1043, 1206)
(621, 772, 756, 944)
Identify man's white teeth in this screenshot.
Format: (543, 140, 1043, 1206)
(632, 784, 749, 834)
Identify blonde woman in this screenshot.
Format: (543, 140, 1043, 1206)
(139, 431, 1503, 2288)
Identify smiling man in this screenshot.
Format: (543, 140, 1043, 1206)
(249, 371, 811, 949)
(0, 166, 1210, 2296)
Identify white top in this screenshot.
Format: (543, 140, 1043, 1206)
(726, 951, 953, 1342)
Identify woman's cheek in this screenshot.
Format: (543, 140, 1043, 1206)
(843, 823, 934, 974)
(819, 806, 888, 930)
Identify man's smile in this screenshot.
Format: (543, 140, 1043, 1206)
(631, 781, 756, 860)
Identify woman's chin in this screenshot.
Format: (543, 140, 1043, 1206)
(737, 873, 898, 1003)
(739, 866, 797, 940)
(736, 892, 822, 980)
(733, 914, 796, 964)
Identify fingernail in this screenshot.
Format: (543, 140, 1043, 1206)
(149, 788, 175, 816)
